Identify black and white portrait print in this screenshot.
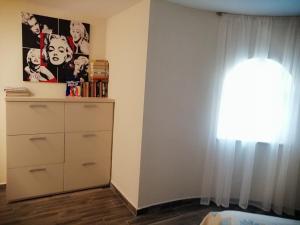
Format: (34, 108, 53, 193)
(21, 12, 58, 49)
(22, 12, 90, 83)
(59, 19, 90, 55)
(23, 48, 57, 82)
(57, 54, 89, 83)
(71, 54, 89, 82)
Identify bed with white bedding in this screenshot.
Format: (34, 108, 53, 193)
(200, 210, 300, 225)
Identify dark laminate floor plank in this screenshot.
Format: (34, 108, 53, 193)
(0, 187, 298, 225)
(149, 212, 203, 225)
(127, 209, 180, 225)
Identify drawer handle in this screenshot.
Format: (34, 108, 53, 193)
(29, 137, 47, 141)
(29, 104, 47, 108)
(84, 104, 97, 108)
(29, 168, 47, 173)
(82, 162, 96, 167)
(82, 134, 97, 138)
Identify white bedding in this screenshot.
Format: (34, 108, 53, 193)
(200, 210, 300, 225)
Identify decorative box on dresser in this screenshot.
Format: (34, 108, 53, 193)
(6, 97, 114, 201)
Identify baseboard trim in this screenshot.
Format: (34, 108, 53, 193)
(138, 198, 202, 215)
(109, 186, 300, 220)
(110, 183, 139, 216)
(0, 183, 6, 190)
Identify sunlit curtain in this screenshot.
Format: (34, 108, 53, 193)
(200, 14, 300, 215)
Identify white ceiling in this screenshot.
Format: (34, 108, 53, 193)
(168, 0, 300, 16)
(28, 0, 142, 18)
(27, 0, 300, 17)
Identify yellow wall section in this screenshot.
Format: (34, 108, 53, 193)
(106, 0, 150, 208)
(0, 1, 106, 184)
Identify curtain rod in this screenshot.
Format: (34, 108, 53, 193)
(215, 11, 300, 17)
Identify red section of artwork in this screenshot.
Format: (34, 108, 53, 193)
(40, 77, 57, 83)
(67, 36, 75, 52)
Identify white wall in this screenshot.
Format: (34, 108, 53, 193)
(106, 0, 150, 208)
(138, 0, 300, 210)
(0, 0, 106, 184)
(138, 0, 219, 208)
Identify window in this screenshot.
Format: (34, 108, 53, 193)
(217, 58, 292, 143)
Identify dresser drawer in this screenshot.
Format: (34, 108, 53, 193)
(64, 161, 110, 192)
(6, 102, 64, 135)
(65, 103, 113, 132)
(65, 131, 112, 163)
(7, 133, 64, 168)
(7, 164, 63, 201)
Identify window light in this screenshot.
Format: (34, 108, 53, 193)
(217, 58, 292, 143)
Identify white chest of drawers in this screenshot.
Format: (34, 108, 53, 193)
(6, 97, 114, 201)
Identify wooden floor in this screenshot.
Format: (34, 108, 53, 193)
(0, 187, 298, 225)
(0, 187, 211, 225)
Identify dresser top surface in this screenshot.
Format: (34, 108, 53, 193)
(6, 97, 115, 103)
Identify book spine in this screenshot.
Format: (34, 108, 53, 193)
(99, 81, 102, 97)
(82, 83, 86, 97)
(96, 81, 100, 97)
(93, 81, 97, 97)
(89, 81, 93, 97)
(102, 82, 106, 97)
(80, 82, 84, 97)
(84, 82, 89, 97)
(101, 81, 108, 97)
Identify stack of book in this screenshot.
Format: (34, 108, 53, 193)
(89, 60, 109, 78)
(80, 81, 108, 98)
(88, 59, 109, 98)
(4, 87, 32, 97)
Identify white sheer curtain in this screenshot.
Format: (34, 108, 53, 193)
(200, 14, 300, 215)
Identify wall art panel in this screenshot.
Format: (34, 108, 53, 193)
(21, 12, 90, 83)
